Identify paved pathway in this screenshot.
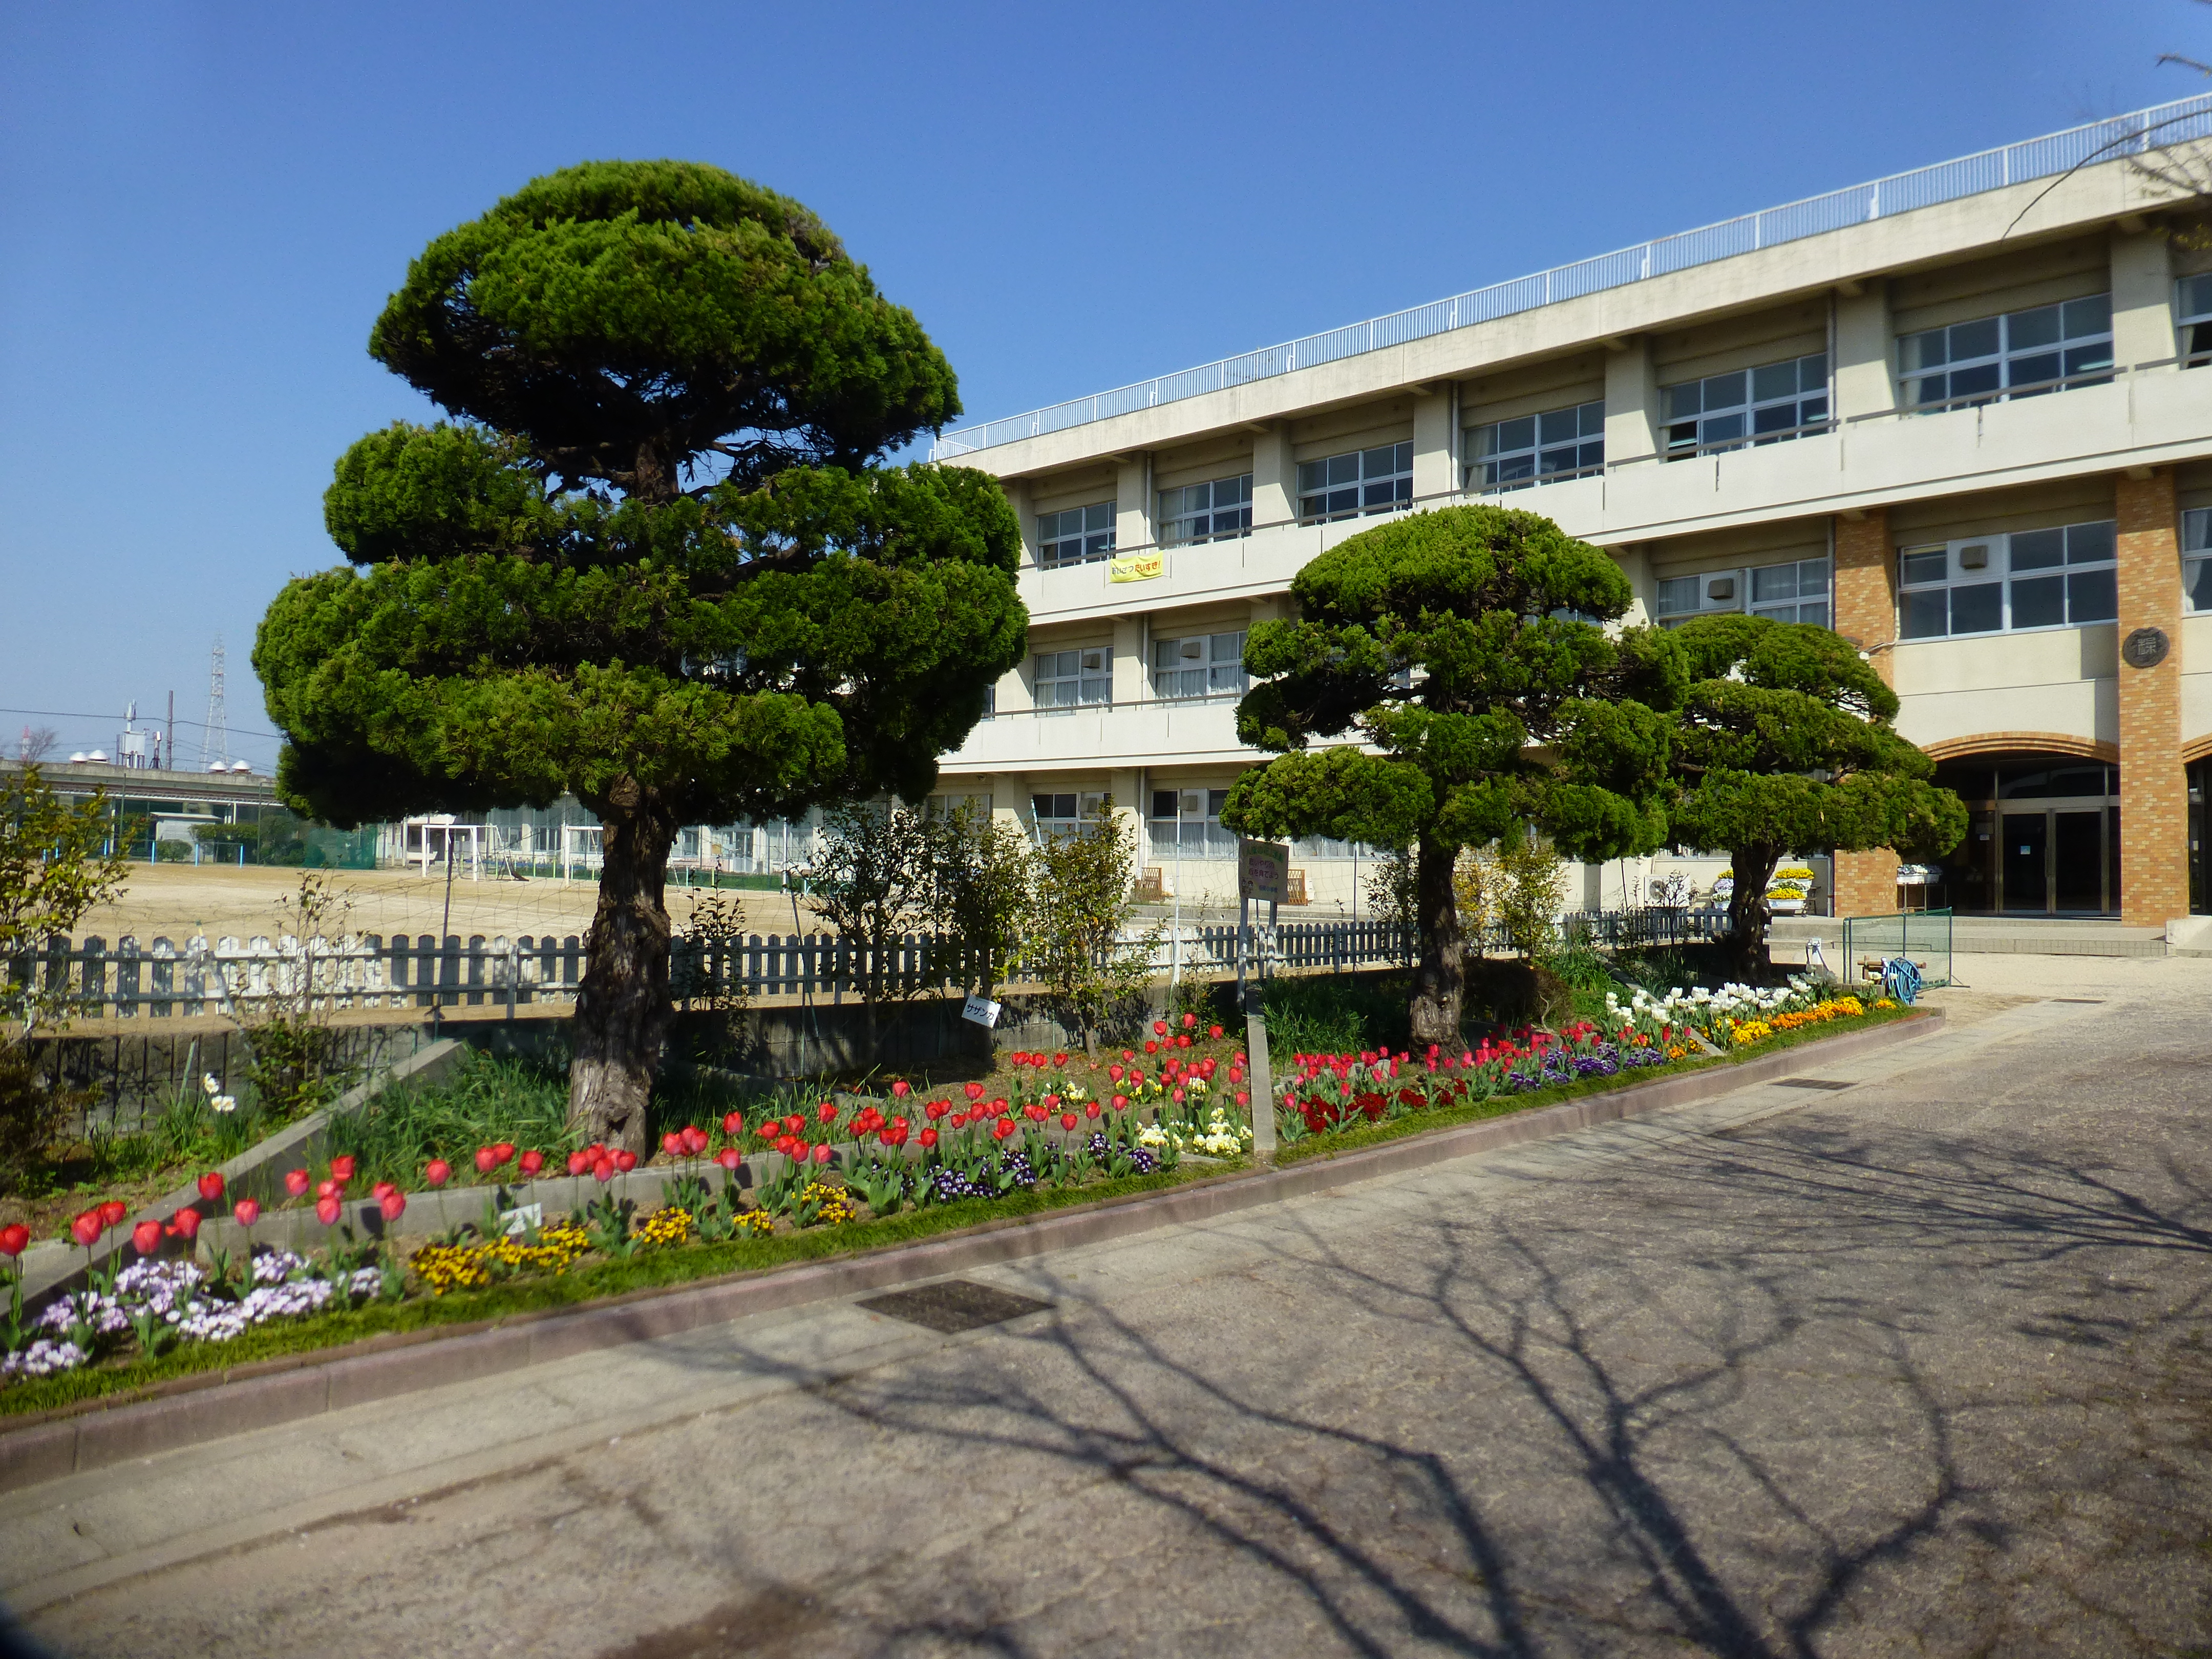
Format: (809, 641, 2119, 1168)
(7, 961, 2210, 1657)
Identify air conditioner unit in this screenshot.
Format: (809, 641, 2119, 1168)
(1656, 568, 1746, 626)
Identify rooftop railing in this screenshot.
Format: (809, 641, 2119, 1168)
(930, 94, 2212, 461)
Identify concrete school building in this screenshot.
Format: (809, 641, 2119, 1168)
(925, 96, 2212, 928)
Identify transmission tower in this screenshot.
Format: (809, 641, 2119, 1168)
(198, 636, 229, 771)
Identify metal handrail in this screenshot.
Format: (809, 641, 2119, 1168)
(932, 93, 2212, 461)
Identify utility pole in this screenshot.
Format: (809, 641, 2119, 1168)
(164, 690, 174, 771)
(198, 638, 229, 771)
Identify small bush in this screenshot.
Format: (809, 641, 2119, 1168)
(1260, 974, 1408, 1056)
(0, 1044, 80, 1199)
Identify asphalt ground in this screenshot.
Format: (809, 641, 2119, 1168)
(6, 956, 2209, 1658)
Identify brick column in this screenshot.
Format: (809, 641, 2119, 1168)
(1831, 511, 1901, 916)
(2115, 469, 2188, 925)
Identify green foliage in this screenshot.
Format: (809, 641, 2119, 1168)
(1261, 973, 1409, 1055)
(933, 802, 1032, 1000)
(1459, 828, 1569, 961)
(1019, 802, 1157, 1054)
(1664, 614, 1966, 972)
(1, 765, 132, 1030)
(254, 160, 1028, 1142)
(1222, 505, 1681, 1039)
(803, 803, 937, 1005)
(222, 875, 359, 1118)
(326, 1049, 580, 1191)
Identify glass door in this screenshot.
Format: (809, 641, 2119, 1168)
(2002, 813, 2049, 911)
(2053, 811, 2104, 913)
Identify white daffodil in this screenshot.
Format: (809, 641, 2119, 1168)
(210, 1094, 236, 1114)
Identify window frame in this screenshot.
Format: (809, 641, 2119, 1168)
(1466, 400, 1604, 492)
(1897, 295, 2115, 412)
(2180, 274, 2212, 369)
(1747, 556, 1832, 627)
(1158, 473, 1253, 546)
(1298, 441, 1414, 523)
(1031, 791, 1107, 843)
(1032, 646, 1113, 713)
(1147, 787, 1236, 861)
(1661, 353, 1829, 459)
(1036, 501, 1117, 570)
(2185, 507, 2211, 614)
(1894, 520, 2120, 641)
(1150, 630, 1248, 701)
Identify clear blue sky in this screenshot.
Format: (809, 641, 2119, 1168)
(1, 1, 2200, 773)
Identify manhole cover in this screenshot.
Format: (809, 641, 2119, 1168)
(1774, 1077, 1853, 1090)
(857, 1280, 1052, 1333)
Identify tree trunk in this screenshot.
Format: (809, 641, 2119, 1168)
(569, 778, 678, 1153)
(1407, 834, 1464, 1049)
(1724, 844, 1782, 984)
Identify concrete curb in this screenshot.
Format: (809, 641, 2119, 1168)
(0, 1009, 1941, 1493)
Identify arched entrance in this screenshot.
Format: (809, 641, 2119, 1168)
(1928, 746, 2120, 917)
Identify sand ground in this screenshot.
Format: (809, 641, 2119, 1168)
(74, 863, 824, 945)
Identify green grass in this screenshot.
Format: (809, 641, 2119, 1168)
(1261, 972, 1412, 1055)
(1274, 1003, 1918, 1165)
(0, 1161, 1215, 1419)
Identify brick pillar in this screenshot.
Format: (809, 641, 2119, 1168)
(1831, 511, 1900, 916)
(2115, 470, 2188, 925)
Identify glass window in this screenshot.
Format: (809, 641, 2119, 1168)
(1158, 473, 1253, 546)
(1898, 295, 2113, 410)
(1466, 401, 1603, 492)
(1748, 556, 1832, 627)
(1033, 647, 1112, 712)
(1662, 353, 1827, 457)
(1147, 788, 1235, 860)
(1031, 791, 1105, 842)
(1037, 501, 1116, 569)
(2181, 274, 2212, 368)
(1152, 631, 1247, 700)
(1298, 441, 1413, 522)
(2184, 507, 2212, 613)
(1895, 520, 2119, 639)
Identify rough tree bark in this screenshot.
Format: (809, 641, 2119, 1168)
(1722, 843, 1782, 985)
(1408, 833, 1465, 1048)
(568, 775, 679, 1152)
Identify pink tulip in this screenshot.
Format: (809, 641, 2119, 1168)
(811, 1144, 833, 1165)
(284, 1168, 311, 1197)
(662, 1132, 685, 1157)
(315, 1195, 342, 1225)
(716, 1147, 741, 1171)
(232, 1198, 261, 1228)
(380, 1190, 406, 1222)
(593, 1158, 615, 1183)
(613, 1150, 637, 1174)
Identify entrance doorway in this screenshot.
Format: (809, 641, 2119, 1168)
(1934, 754, 2120, 917)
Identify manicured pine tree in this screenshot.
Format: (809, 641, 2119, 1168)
(1220, 505, 1682, 1045)
(255, 162, 1027, 1150)
(1663, 612, 1965, 979)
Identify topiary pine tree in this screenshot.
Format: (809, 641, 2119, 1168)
(1220, 505, 1683, 1045)
(254, 162, 1026, 1151)
(1664, 612, 1965, 980)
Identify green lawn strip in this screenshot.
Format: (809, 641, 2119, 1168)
(1273, 1005, 1919, 1165)
(0, 1163, 1216, 1420)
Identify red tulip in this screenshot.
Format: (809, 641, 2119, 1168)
(1059, 1112, 1078, 1132)
(811, 1144, 833, 1165)
(789, 1139, 810, 1161)
(372, 1181, 396, 1200)
(1144, 1040, 1158, 1054)
(891, 1079, 911, 1098)
(71, 1211, 103, 1248)
(722, 1111, 744, 1135)
(566, 1151, 591, 1177)
(98, 1199, 129, 1229)
(329, 1155, 356, 1183)
(1181, 1013, 1196, 1029)
(475, 1146, 499, 1174)
(0, 1222, 28, 1258)
(963, 1081, 985, 1101)
(1024, 1103, 1048, 1122)
(1108, 1064, 1124, 1082)
(593, 1157, 615, 1183)
(1121, 1049, 1134, 1061)
(1083, 1100, 1100, 1119)
(756, 1123, 781, 1141)
(315, 1195, 341, 1226)
(519, 1149, 544, 1176)
(1209, 1024, 1223, 1038)
(317, 1178, 340, 1200)
(919, 1128, 939, 1148)
(424, 1158, 452, 1187)
(380, 1190, 407, 1222)
(926, 1099, 949, 1120)
(1154, 1020, 1167, 1036)
(781, 1115, 803, 1135)
(198, 1171, 225, 1203)
(232, 1198, 261, 1228)
(716, 1147, 741, 1171)
(662, 1132, 685, 1157)
(491, 1142, 514, 1165)
(1236, 1090, 1251, 1107)
(1112, 1093, 1129, 1112)
(680, 1126, 707, 1155)
(1053, 1051, 1069, 1067)
(132, 1219, 163, 1255)
(613, 1150, 637, 1173)
(1177, 1035, 1190, 1049)
(284, 1167, 311, 1197)
(992, 1116, 1015, 1140)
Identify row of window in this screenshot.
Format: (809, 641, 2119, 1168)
(1655, 556, 1833, 628)
(1029, 632, 1252, 713)
(1897, 520, 2117, 639)
(1899, 294, 2113, 409)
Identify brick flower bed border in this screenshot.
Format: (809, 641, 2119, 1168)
(0, 1008, 1941, 1492)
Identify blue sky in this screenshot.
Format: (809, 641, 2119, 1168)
(1, 1, 2201, 772)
